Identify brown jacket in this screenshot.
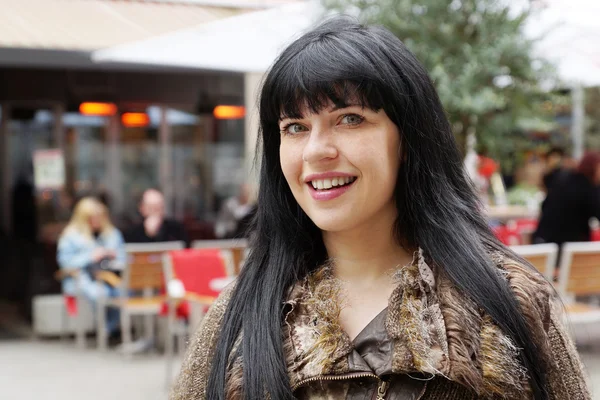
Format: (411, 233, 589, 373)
(171, 252, 591, 399)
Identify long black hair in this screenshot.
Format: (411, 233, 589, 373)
(207, 17, 549, 400)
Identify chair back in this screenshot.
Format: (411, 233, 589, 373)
(191, 239, 248, 275)
(510, 243, 558, 280)
(165, 248, 229, 298)
(558, 241, 600, 299)
(123, 241, 185, 292)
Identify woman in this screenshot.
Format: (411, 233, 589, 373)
(534, 151, 600, 246)
(172, 18, 589, 399)
(57, 197, 126, 335)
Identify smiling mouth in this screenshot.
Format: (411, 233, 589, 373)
(308, 176, 357, 191)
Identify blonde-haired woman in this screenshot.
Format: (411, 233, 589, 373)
(57, 197, 126, 335)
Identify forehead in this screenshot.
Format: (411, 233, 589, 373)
(143, 192, 164, 204)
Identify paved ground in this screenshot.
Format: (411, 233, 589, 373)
(1, 338, 600, 399)
(0, 339, 179, 400)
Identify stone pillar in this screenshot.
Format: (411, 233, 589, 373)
(53, 104, 65, 151)
(159, 106, 174, 216)
(571, 84, 585, 161)
(106, 114, 123, 214)
(244, 72, 264, 200)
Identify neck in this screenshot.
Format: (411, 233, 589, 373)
(322, 205, 413, 284)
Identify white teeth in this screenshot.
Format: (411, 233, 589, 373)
(310, 176, 355, 190)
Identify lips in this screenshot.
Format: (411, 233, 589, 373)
(306, 177, 357, 201)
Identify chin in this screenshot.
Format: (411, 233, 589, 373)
(307, 211, 357, 233)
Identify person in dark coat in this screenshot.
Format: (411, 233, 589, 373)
(125, 189, 189, 246)
(542, 147, 569, 192)
(533, 152, 600, 246)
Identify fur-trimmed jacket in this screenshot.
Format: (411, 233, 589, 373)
(170, 252, 591, 399)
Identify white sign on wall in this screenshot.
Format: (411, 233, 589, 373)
(33, 149, 65, 189)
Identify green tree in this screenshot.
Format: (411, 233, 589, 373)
(323, 0, 557, 159)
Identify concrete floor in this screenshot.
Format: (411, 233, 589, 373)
(0, 340, 176, 400)
(1, 339, 600, 399)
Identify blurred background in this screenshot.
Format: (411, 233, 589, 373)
(1, 0, 600, 399)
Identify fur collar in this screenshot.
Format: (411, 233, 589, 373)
(278, 250, 553, 399)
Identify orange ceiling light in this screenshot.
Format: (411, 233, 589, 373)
(213, 105, 245, 120)
(79, 102, 117, 116)
(121, 112, 150, 127)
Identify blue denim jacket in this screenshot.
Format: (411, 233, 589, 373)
(56, 228, 126, 296)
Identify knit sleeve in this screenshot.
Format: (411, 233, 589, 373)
(169, 284, 235, 400)
(545, 302, 592, 400)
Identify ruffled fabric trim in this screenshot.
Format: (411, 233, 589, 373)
(277, 250, 552, 398)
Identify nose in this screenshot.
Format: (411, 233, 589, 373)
(302, 126, 338, 164)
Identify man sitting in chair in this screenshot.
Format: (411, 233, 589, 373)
(125, 189, 189, 247)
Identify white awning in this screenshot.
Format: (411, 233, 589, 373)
(0, 0, 250, 51)
(94, 0, 600, 86)
(525, 0, 600, 87)
(92, 1, 324, 73)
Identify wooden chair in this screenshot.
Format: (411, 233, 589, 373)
(510, 243, 558, 281)
(555, 242, 600, 338)
(162, 248, 233, 386)
(191, 239, 248, 275)
(96, 241, 185, 352)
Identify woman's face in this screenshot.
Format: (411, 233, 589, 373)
(279, 103, 401, 234)
(88, 213, 103, 231)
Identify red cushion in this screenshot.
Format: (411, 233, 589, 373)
(169, 249, 227, 298)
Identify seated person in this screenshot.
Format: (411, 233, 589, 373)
(215, 184, 256, 239)
(57, 197, 125, 336)
(125, 189, 189, 246)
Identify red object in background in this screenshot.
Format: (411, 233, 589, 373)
(514, 218, 538, 233)
(478, 156, 498, 179)
(159, 300, 190, 319)
(160, 248, 229, 319)
(493, 225, 521, 246)
(65, 295, 78, 316)
(492, 218, 539, 246)
(592, 228, 600, 242)
(170, 248, 226, 298)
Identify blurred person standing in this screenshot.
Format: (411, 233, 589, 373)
(534, 151, 600, 246)
(542, 147, 569, 192)
(214, 183, 256, 239)
(125, 189, 189, 246)
(57, 197, 126, 335)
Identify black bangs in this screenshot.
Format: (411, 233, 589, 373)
(260, 27, 394, 125)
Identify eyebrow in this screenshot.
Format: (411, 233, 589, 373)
(278, 104, 361, 122)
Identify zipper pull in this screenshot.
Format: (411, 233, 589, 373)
(376, 380, 389, 400)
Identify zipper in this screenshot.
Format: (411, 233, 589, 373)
(292, 372, 390, 399)
(375, 379, 389, 400)
(293, 373, 430, 399)
(291, 372, 381, 391)
(416, 381, 428, 400)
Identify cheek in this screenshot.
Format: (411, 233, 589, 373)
(279, 143, 302, 189)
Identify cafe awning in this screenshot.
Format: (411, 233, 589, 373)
(92, 1, 324, 73)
